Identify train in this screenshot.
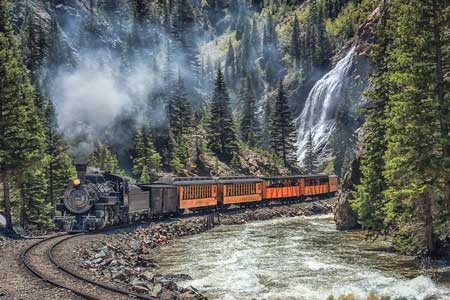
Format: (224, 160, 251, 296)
(54, 163, 338, 231)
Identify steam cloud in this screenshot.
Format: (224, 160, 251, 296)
(43, 2, 239, 162)
(54, 53, 131, 131)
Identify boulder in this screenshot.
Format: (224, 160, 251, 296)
(159, 288, 173, 300)
(151, 283, 163, 298)
(334, 158, 361, 231)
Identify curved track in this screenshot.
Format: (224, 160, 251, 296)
(21, 233, 157, 300)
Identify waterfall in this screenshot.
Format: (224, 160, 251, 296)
(295, 46, 356, 163)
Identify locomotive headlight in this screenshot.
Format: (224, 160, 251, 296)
(64, 188, 94, 214)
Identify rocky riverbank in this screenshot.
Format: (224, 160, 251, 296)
(78, 199, 335, 300)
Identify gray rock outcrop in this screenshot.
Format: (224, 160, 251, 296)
(334, 157, 361, 231)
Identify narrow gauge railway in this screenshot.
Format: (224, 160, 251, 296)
(55, 163, 338, 231)
(21, 233, 158, 300)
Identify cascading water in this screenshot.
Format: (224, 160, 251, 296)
(295, 46, 356, 163)
(153, 215, 450, 300)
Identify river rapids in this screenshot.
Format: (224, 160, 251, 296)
(153, 215, 450, 300)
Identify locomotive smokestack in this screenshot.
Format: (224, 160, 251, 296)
(75, 162, 87, 182)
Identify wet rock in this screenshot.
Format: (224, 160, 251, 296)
(95, 249, 107, 259)
(151, 283, 163, 298)
(141, 271, 155, 282)
(334, 158, 361, 231)
(159, 274, 193, 282)
(111, 269, 128, 281)
(179, 291, 196, 300)
(131, 278, 149, 293)
(159, 288, 173, 300)
(79, 199, 335, 300)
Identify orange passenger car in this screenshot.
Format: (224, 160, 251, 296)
(328, 175, 338, 194)
(302, 174, 330, 196)
(173, 178, 218, 210)
(218, 177, 263, 205)
(261, 176, 302, 200)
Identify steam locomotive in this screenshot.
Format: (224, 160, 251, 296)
(54, 163, 338, 231)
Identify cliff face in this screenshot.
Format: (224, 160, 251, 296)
(334, 156, 361, 230)
(9, 0, 377, 175)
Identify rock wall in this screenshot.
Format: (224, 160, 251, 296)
(334, 157, 361, 230)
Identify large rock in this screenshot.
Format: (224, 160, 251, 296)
(334, 158, 361, 231)
(355, 2, 388, 55)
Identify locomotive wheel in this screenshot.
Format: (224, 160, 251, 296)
(97, 211, 109, 230)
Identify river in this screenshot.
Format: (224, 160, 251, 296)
(153, 215, 450, 300)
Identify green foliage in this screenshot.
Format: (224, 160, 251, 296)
(324, 0, 378, 51)
(289, 15, 301, 67)
(304, 0, 332, 71)
(353, 0, 450, 255)
(207, 67, 238, 162)
(303, 131, 318, 174)
(325, 2, 358, 50)
(262, 13, 284, 86)
(270, 80, 297, 168)
(133, 128, 161, 183)
(0, 0, 46, 228)
(240, 77, 260, 148)
(19, 165, 53, 230)
(88, 142, 122, 174)
(43, 99, 75, 205)
(168, 75, 194, 174)
(332, 102, 356, 177)
(351, 3, 389, 235)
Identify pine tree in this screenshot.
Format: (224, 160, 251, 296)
(88, 142, 122, 174)
(262, 13, 284, 86)
(19, 165, 53, 230)
(332, 103, 355, 177)
(44, 100, 75, 206)
(304, 0, 331, 72)
(382, 0, 450, 255)
(270, 80, 297, 168)
(163, 0, 172, 33)
(351, 1, 390, 235)
(240, 77, 259, 147)
(250, 16, 260, 54)
(207, 67, 238, 162)
(290, 15, 301, 67)
(303, 131, 318, 174)
(133, 129, 161, 183)
(163, 40, 175, 89)
(0, 0, 46, 229)
(224, 38, 236, 86)
(238, 26, 252, 76)
(168, 75, 194, 173)
(262, 96, 272, 150)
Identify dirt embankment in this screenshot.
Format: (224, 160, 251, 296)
(77, 199, 335, 300)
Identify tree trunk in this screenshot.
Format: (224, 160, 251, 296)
(431, 0, 450, 216)
(2, 174, 12, 230)
(423, 190, 435, 255)
(20, 186, 28, 227)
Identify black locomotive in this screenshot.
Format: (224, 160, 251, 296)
(54, 164, 178, 231)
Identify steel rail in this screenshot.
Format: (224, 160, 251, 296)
(48, 234, 157, 300)
(20, 233, 102, 300)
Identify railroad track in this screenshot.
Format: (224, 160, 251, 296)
(21, 233, 157, 300)
(20, 198, 329, 299)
